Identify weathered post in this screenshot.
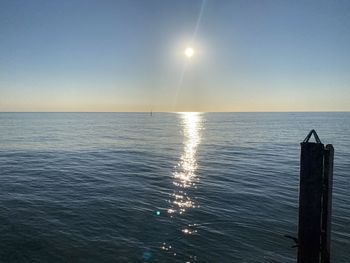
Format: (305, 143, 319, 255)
(298, 130, 324, 263)
(297, 130, 334, 263)
(321, 144, 334, 263)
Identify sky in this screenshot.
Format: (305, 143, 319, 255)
(0, 0, 350, 112)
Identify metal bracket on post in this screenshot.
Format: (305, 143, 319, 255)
(303, 129, 322, 144)
(297, 130, 334, 263)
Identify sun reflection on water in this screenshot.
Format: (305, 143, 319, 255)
(169, 112, 203, 215)
(159, 112, 203, 262)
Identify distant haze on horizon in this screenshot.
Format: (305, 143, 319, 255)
(1, 0, 350, 112)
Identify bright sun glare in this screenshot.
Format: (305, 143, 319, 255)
(184, 47, 194, 58)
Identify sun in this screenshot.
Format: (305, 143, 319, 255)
(184, 47, 194, 58)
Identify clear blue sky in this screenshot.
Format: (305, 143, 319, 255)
(1, 0, 349, 111)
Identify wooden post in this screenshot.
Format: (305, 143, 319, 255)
(321, 144, 334, 263)
(297, 130, 334, 263)
(298, 135, 324, 263)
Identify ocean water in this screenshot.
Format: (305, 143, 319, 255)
(0, 112, 349, 263)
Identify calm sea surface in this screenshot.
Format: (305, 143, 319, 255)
(0, 112, 349, 263)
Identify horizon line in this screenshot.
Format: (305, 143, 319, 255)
(0, 111, 349, 113)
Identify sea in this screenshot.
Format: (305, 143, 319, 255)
(0, 112, 349, 263)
